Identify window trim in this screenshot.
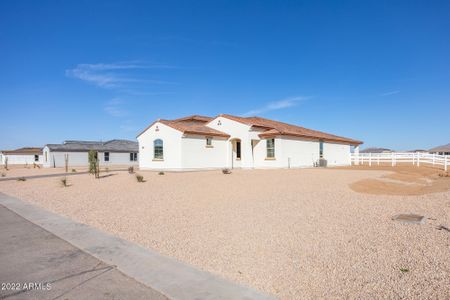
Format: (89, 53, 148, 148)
(154, 139, 164, 160)
(266, 138, 275, 159)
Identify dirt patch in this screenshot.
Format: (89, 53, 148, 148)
(340, 165, 450, 195)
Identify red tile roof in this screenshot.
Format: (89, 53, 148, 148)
(138, 114, 363, 145)
(216, 114, 363, 145)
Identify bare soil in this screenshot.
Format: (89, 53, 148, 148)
(339, 165, 450, 195)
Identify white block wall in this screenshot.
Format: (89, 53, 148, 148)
(0, 154, 43, 165)
(323, 142, 351, 166)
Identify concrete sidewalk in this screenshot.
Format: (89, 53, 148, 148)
(0, 204, 168, 300)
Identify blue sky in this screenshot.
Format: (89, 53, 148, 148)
(1, 0, 449, 150)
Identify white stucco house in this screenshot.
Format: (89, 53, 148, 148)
(43, 140, 139, 168)
(0, 147, 43, 166)
(137, 114, 363, 171)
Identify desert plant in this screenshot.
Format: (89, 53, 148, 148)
(17, 177, 26, 181)
(64, 153, 69, 173)
(222, 168, 232, 174)
(105, 167, 109, 173)
(128, 166, 135, 174)
(71, 169, 77, 172)
(158, 171, 165, 175)
(88, 150, 100, 178)
(1, 173, 5, 177)
(135, 174, 145, 182)
(400, 268, 409, 273)
(60, 177, 69, 187)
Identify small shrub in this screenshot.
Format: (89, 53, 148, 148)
(136, 174, 145, 182)
(17, 177, 26, 181)
(128, 166, 135, 174)
(1, 173, 5, 177)
(60, 177, 69, 187)
(105, 167, 109, 173)
(400, 268, 409, 273)
(71, 169, 77, 173)
(222, 168, 232, 174)
(158, 171, 165, 175)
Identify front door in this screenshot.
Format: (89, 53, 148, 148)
(232, 140, 242, 168)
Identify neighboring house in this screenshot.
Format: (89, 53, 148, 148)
(137, 114, 363, 171)
(429, 143, 450, 155)
(43, 140, 139, 168)
(0, 147, 43, 165)
(360, 147, 393, 153)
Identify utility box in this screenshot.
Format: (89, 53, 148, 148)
(319, 158, 327, 167)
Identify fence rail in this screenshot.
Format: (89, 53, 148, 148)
(351, 152, 448, 171)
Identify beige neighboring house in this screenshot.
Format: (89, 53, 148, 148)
(0, 147, 43, 166)
(429, 143, 450, 155)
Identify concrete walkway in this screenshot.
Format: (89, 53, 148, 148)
(0, 204, 167, 300)
(0, 193, 275, 300)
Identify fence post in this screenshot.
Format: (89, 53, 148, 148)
(433, 153, 435, 165)
(445, 155, 448, 171)
(417, 153, 420, 167)
(369, 153, 372, 166)
(391, 152, 394, 167)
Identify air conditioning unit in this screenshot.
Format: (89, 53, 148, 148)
(319, 158, 327, 167)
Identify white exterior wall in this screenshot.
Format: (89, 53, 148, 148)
(181, 135, 228, 169)
(279, 137, 320, 168)
(43, 147, 139, 168)
(206, 116, 253, 168)
(98, 152, 139, 167)
(43, 150, 88, 168)
(0, 154, 43, 165)
(137, 122, 183, 170)
(323, 142, 351, 166)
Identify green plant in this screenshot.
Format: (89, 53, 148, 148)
(60, 177, 69, 187)
(71, 169, 77, 173)
(17, 177, 26, 181)
(158, 171, 165, 175)
(136, 174, 145, 182)
(400, 268, 409, 273)
(88, 150, 100, 178)
(128, 166, 135, 174)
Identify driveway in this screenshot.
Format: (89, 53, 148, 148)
(0, 204, 167, 300)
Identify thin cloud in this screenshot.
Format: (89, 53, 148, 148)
(66, 61, 176, 89)
(104, 98, 128, 117)
(380, 90, 400, 96)
(242, 96, 309, 117)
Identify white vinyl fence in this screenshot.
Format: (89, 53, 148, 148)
(351, 152, 448, 171)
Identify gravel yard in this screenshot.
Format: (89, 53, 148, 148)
(0, 167, 449, 299)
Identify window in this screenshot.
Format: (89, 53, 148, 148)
(266, 139, 275, 158)
(130, 152, 138, 161)
(206, 137, 212, 147)
(34, 154, 39, 162)
(319, 141, 324, 158)
(104, 152, 110, 162)
(154, 139, 163, 159)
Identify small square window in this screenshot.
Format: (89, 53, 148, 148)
(104, 152, 110, 162)
(206, 137, 212, 146)
(130, 152, 137, 161)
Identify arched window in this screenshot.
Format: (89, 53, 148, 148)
(154, 139, 164, 159)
